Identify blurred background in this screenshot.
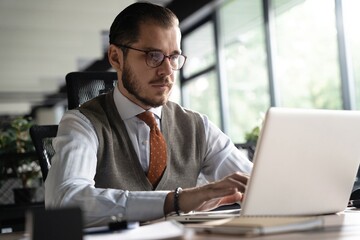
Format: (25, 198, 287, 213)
(1, 0, 359, 142)
(1, 0, 359, 143)
(1, 0, 360, 233)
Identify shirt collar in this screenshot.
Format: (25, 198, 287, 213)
(113, 86, 163, 120)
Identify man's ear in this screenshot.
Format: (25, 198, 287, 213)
(108, 44, 123, 71)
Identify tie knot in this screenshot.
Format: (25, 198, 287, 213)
(137, 111, 157, 128)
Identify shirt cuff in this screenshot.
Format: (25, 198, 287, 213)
(126, 191, 170, 221)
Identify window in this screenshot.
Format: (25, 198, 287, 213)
(219, 0, 269, 142)
(182, 21, 220, 126)
(274, 0, 342, 109)
(183, 22, 216, 78)
(342, 0, 360, 109)
(169, 71, 181, 104)
(182, 71, 221, 126)
(179, 0, 359, 143)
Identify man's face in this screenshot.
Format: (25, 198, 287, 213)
(117, 22, 182, 109)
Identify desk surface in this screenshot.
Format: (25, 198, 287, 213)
(2, 209, 360, 240)
(192, 210, 360, 240)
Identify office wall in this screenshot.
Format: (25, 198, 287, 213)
(0, 0, 134, 115)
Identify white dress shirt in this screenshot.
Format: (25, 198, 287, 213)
(45, 87, 253, 227)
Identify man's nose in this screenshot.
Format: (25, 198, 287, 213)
(157, 57, 174, 76)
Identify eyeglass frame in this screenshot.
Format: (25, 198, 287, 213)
(113, 43, 187, 70)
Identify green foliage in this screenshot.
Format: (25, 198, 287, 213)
(0, 116, 39, 188)
(0, 116, 35, 154)
(244, 125, 260, 144)
(244, 112, 265, 145)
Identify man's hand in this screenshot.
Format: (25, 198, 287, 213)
(164, 172, 249, 215)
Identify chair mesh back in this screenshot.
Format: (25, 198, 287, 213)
(235, 143, 256, 161)
(42, 137, 55, 168)
(66, 72, 118, 110)
(30, 125, 58, 181)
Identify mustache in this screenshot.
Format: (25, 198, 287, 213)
(149, 78, 173, 86)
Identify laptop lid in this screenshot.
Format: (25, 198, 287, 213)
(241, 107, 360, 216)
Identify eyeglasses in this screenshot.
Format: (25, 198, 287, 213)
(114, 44, 187, 70)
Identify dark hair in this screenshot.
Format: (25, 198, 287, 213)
(109, 1, 179, 46)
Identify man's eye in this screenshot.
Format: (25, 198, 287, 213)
(170, 55, 180, 61)
(148, 52, 163, 62)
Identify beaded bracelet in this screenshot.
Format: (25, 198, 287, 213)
(174, 187, 183, 216)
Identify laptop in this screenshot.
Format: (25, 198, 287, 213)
(168, 107, 360, 222)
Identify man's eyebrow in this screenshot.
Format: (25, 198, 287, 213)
(144, 47, 182, 55)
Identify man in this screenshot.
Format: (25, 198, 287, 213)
(45, 2, 252, 227)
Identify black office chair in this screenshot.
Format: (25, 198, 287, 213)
(29, 125, 58, 181)
(235, 142, 256, 161)
(65, 71, 118, 110)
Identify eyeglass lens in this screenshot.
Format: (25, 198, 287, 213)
(146, 51, 185, 70)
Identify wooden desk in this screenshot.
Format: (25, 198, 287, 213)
(0, 232, 24, 240)
(1, 210, 360, 240)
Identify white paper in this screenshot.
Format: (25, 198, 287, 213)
(84, 220, 185, 240)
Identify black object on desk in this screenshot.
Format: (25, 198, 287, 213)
(26, 207, 82, 240)
(349, 188, 360, 208)
(348, 199, 360, 208)
(350, 188, 360, 200)
(0, 202, 44, 233)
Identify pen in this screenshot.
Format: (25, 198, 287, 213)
(84, 221, 140, 235)
(84, 214, 139, 235)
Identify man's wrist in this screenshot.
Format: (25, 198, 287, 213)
(174, 187, 183, 215)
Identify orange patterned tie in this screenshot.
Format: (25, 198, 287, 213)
(137, 111, 167, 188)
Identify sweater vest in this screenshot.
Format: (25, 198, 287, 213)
(78, 91, 206, 191)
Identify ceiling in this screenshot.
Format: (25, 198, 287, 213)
(0, 0, 173, 116)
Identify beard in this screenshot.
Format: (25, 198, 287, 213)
(121, 63, 172, 108)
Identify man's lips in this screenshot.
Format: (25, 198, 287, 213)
(150, 81, 172, 88)
(152, 83, 168, 87)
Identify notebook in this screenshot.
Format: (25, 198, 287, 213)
(169, 107, 360, 222)
(187, 216, 324, 236)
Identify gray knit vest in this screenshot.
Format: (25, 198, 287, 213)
(78, 91, 206, 191)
